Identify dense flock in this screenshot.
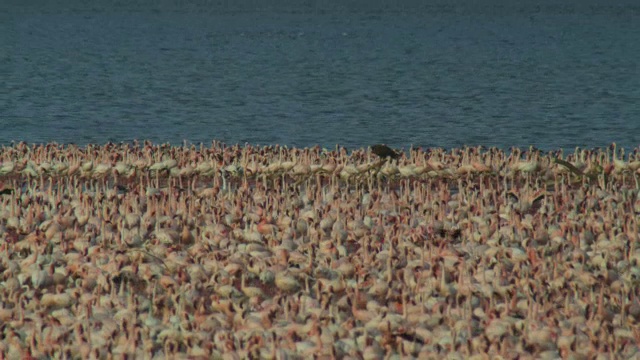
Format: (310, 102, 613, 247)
(0, 141, 639, 359)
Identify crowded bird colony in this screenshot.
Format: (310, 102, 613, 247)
(0, 141, 639, 359)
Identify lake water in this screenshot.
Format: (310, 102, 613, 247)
(2, 0, 639, 151)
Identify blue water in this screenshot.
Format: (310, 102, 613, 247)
(2, 0, 639, 150)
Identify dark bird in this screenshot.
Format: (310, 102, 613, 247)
(0, 188, 15, 195)
(371, 144, 400, 159)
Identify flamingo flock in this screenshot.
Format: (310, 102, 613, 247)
(0, 141, 639, 358)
